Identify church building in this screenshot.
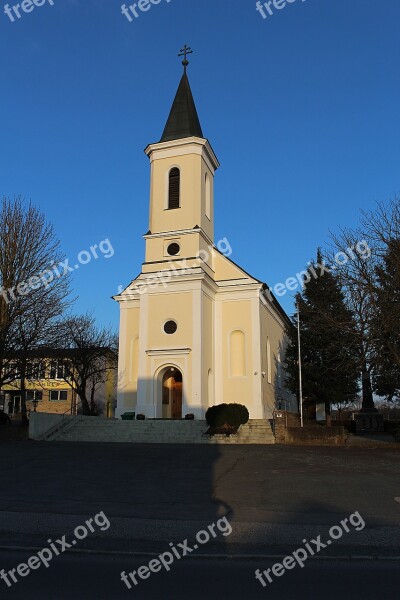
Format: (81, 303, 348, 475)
(115, 50, 296, 421)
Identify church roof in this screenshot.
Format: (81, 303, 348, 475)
(160, 72, 204, 142)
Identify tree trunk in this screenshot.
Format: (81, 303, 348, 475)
(77, 390, 91, 416)
(325, 400, 332, 426)
(20, 359, 28, 424)
(90, 385, 97, 416)
(361, 363, 375, 411)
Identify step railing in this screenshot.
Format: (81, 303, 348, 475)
(37, 400, 85, 441)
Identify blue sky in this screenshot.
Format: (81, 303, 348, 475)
(1, 0, 399, 329)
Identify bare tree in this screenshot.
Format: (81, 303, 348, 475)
(59, 313, 118, 416)
(0, 196, 72, 420)
(329, 197, 400, 407)
(328, 227, 376, 410)
(360, 197, 400, 260)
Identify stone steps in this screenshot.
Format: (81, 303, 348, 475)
(51, 418, 276, 444)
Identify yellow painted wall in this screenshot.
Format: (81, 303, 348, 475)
(213, 250, 249, 282)
(220, 299, 254, 407)
(202, 292, 214, 407)
(118, 305, 140, 410)
(147, 291, 193, 349)
(145, 231, 213, 273)
(259, 302, 295, 416)
(148, 151, 214, 241)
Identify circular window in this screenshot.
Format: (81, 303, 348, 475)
(167, 243, 180, 256)
(164, 320, 177, 335)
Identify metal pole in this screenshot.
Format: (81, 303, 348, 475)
(297, 301, 304, 428)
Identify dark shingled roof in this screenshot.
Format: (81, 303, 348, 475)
(160, 72, 203, 142)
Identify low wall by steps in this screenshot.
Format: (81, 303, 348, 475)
(30, 414, 276, 445)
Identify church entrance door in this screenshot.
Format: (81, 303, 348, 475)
(161, 367, 183, 419)
(171, 382, 182, 419)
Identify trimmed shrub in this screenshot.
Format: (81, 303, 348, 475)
(227, 404, 249, 427)
(206, 403, 249, 428)
(205, 405, 224, 427)
(136, 414, 146, 421)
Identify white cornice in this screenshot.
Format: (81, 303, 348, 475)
(146, 348, 191, 356)
(144, 137, 220, 172)
(144, 227, 214, 246)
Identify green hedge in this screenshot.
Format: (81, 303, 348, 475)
(206, 403, 249, 428)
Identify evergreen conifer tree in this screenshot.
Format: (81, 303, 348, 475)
(372, 239, 400, 401)
(284, 250, 359, 421)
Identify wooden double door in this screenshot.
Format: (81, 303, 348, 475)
(171, 382, 182, 419)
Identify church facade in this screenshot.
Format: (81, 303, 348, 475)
(115, 58, 296, 420)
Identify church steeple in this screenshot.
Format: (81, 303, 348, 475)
(160, 46, 204, 143)
(144, 47, 219, 264)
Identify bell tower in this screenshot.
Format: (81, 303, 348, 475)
(143, 46, 219, 273)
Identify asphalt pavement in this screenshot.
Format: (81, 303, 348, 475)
(0, 552, 399, 600)
(0, 441, 399, 598)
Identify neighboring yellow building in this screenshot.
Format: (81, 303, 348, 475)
(114, 58, 296, 420)
(1, 352, 116, 419)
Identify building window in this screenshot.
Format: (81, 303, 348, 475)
(8, 396, 21, 415)
(167, 242, 180, 256)
(277, 352, 282, 390)
(164, 321, 177, 335)
(27, 391, 43, 402)
(168, 168, 180, 210)
(208, 369, 213, 405)
(26, 361, 45, 380)
(266, 338, 272, 384)
(230, 330, 246, 377)
(49, 360, 70, 380)
(50, 390, 68, 402)
(130, 336, 139, 383)
(205, 173, 211, 220)
(9, 362, 20, 379)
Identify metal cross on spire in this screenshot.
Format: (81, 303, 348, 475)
(178, 45, 193, 73)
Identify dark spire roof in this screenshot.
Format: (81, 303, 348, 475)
(160, 72, 204, 143)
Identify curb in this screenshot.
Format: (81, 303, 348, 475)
(0, 545, 399, 561)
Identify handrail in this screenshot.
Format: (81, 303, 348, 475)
(60, 398, 83, 420)
(36, 399, 84, 441)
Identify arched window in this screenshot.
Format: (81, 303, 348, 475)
(208, 369, 213, 405)
(230, 330, 246, 377)
(266, 338, 272, 384)
(130, 337, 139, 383)
(205, 173, 211, 219)
(168, 168, 180, 210)
(277, 351, 282, 390)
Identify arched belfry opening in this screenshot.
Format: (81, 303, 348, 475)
(161, 367, 183, 419)
(168, 168, 180, 210)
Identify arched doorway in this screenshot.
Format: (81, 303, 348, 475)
(161, 367, 183, 419)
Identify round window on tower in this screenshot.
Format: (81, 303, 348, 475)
(164, 320, 178, 335)
(167, 243, 180, 256)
